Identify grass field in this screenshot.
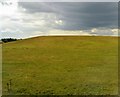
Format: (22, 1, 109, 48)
(2, 36, 118, 95)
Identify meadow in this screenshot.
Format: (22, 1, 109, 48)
(2, 36, 118, 95)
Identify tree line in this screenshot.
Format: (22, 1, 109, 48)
(1, 38, 20, 43)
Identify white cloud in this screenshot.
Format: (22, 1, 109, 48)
(90, 28, 118, 36)
(111, 29, 118, 36)
(1, 7, 60, 38)
(48, 29, 91, 36)
(55, 20, 63, 25)
(111, 29, 118, 33)
(0, 0, 18, 17)
(91, 28, 97, 33)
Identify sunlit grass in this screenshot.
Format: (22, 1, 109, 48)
(2, 36, 118, 95)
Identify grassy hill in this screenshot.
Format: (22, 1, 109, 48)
(2, 36, 118, 95)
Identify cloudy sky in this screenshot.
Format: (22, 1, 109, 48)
(0, 1, 118, 39)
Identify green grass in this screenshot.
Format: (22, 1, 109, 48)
(2, 36, 118, 95)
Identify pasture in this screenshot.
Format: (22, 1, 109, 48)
(2, 36, 118, 95)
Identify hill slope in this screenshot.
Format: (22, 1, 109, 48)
(2, 36, 118, 95)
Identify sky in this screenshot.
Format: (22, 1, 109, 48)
(0, 1, 119, 39)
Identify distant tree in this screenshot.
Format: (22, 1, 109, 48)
(1, 38, 18, 43)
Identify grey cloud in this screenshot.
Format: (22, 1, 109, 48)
(18, 2, 56, 13)
(18, 2, 118, 30)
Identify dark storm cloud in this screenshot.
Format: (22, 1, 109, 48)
(18, 2, 118, 30)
